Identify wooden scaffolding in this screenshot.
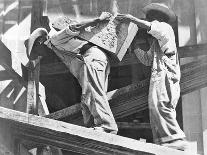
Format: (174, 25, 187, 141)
(0, 0, 206, 154)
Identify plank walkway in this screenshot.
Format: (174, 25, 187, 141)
(0, 106, 191, 155)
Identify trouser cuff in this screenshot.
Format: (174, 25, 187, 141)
(155, 133, 186, 144)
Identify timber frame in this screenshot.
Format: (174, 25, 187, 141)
(0, 106, 192, 155)
(0, 0, 206, 154)
(44, 57, 207, 123)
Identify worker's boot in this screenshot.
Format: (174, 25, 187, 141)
(24, 28, 49, 60)
(161, 139, 190, 151)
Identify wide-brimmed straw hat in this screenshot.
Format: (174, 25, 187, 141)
(24, 28, 48, 60)
(142, 3, 176, 22)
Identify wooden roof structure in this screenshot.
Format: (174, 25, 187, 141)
(0, 0, 206, 154)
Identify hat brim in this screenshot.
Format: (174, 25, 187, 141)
(25, 28, 48, 60)
(143, 3, 176, 22)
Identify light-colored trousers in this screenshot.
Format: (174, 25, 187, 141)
(135, 40, 185, 144)
(52, 44, 118, 133)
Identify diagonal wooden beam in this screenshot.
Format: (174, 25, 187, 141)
(179, 43, 207, 58)
(0, 106, 186, 155)
(45, 57, 207, 122)
(40, 43, 207, 76)
(45, 103, 82, 123)
(0, 70, 14, 81)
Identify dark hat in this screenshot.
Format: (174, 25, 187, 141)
(24, 28, 48, 60)
(142, 3, 176, 22)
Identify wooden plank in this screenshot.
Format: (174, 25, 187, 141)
(0, 107, 187, 155)
(26, 59, 41, 115)
(44, 103, 81, 121)
(40, 43, 207, 76)
(29, 1, 56, 153)
(27, 0, 49, 116)
(179, 43, 207, 58)
(45, 78, 149, 121)
(0, 70, 14, 81)
(45, 57, 207, 122)
(117, 122, 151, 130)
(30, 0, 44, 32)
(111, 58, 207, 119)
(107, 78, 149, 101)
(26, 0, 44, 115)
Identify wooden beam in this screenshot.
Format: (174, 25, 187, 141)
(26, 0, 44, 115)
(107, 78, 149, 101)
(180, 57, 207, 94)
(44, 103, 81, 122)
(179, 43, 207, 58)
(0, 107, 186, 155)
(26, 59, 41, 115)
(40, 44, 207, 76)
(0, 70, 14, 81)
(45, 57, 207, 122)
(45, 78, 149, 121)
(117, 122, 151, 130)
(29, 1, 56, 153)
(30, 0, 43, 32)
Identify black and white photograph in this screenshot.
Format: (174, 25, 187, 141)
(0, 0, 206, 154)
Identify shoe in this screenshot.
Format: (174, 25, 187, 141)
(91, 127, 117, 135)
(161, 139, 189, 151)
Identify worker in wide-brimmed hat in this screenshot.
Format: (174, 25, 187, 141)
(116, 2, 189, 151)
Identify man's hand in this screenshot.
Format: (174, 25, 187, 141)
(116, 14, 151, 30)
(99, 12, 112, 21)
(115, 14, 134, 22)
(68, 12, 112, 31)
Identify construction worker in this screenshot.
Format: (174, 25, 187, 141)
(115, 2, 189, 151)
(25, 12, 118, 134)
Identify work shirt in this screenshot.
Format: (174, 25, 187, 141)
(134, 20, 180, 82)
(45, 26, 118, 134)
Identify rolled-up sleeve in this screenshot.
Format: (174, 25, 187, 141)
(44, 27, 88, 52)
(148, 20, 176, 55)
